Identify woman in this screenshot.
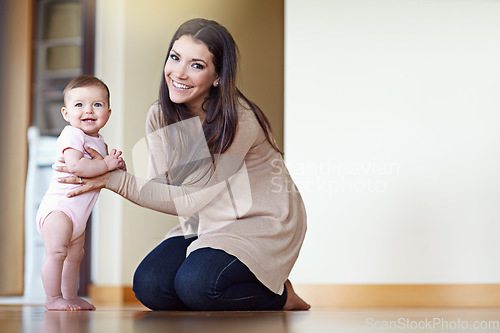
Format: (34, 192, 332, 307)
(58, 18, 309, 311)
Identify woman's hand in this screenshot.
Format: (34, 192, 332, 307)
(56, 145, 111, 197)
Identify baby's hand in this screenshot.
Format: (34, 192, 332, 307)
(104, 149, 125, 171)
(118, 159, 127, 172)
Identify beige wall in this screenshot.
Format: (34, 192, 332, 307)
(94, 0, 284, 286)
(0, 0, 32, 295)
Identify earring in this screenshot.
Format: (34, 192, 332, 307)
(214, 81, 219, 87)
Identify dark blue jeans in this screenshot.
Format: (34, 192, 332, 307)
(133, 236, 287, 311)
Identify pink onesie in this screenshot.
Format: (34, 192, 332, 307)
(36, 126, 108, 241)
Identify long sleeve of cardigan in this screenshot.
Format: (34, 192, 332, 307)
(105, 107, 259, 217)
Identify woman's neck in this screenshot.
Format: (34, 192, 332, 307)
(187, 104, 206, 124)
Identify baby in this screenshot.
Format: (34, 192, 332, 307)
(36, 75, 125, 311)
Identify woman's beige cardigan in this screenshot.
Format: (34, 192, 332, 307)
(106, 102, 307, 294)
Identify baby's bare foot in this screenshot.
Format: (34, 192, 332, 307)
(68, 297, 96, 311)
(45, 297, 82, 311)
(283, 280, 311, 311)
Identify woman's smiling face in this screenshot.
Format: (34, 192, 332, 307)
(164, 35, 219, 114)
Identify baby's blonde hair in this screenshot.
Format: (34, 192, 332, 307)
(63, 75, 110, 106)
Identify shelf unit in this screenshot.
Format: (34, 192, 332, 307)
(31, 0, 94, 136)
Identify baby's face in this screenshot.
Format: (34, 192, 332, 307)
(61, 86, 111, 137)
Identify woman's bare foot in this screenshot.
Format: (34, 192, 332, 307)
(45, 297, 81, 311)
(283, 280, 311, 310)
(68, 297, 96, 311)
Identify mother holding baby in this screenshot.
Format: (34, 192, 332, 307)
(57, 18, 309, 311)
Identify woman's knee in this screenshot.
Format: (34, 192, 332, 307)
(133, 258, 187, 310)
(174, 268, 217, 310)
(173, 248, 233, 310)
(133, 237, 198, 310)
(132, 262, 157, 305)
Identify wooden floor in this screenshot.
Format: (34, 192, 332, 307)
(2, 304, 500, 333)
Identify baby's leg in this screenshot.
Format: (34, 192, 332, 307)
(41, 211, 81, 311)
(61, 232, 95, 310)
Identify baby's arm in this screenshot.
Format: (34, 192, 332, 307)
(63, 147, 124, 177)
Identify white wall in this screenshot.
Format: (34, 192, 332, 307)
(285, 0, 500, 284)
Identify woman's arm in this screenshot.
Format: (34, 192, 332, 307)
(59, 107, 260, 217)
(58, 144, 232, 216)
(56, 145, 111, 196)
(103, 111, 260, 216)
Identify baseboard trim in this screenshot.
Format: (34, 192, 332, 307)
(88, 285, 139, 305)
(89, 284, 500, 308)
(293, 284, 500, 308)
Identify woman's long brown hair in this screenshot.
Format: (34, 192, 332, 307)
(158, 18, 281, 184)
